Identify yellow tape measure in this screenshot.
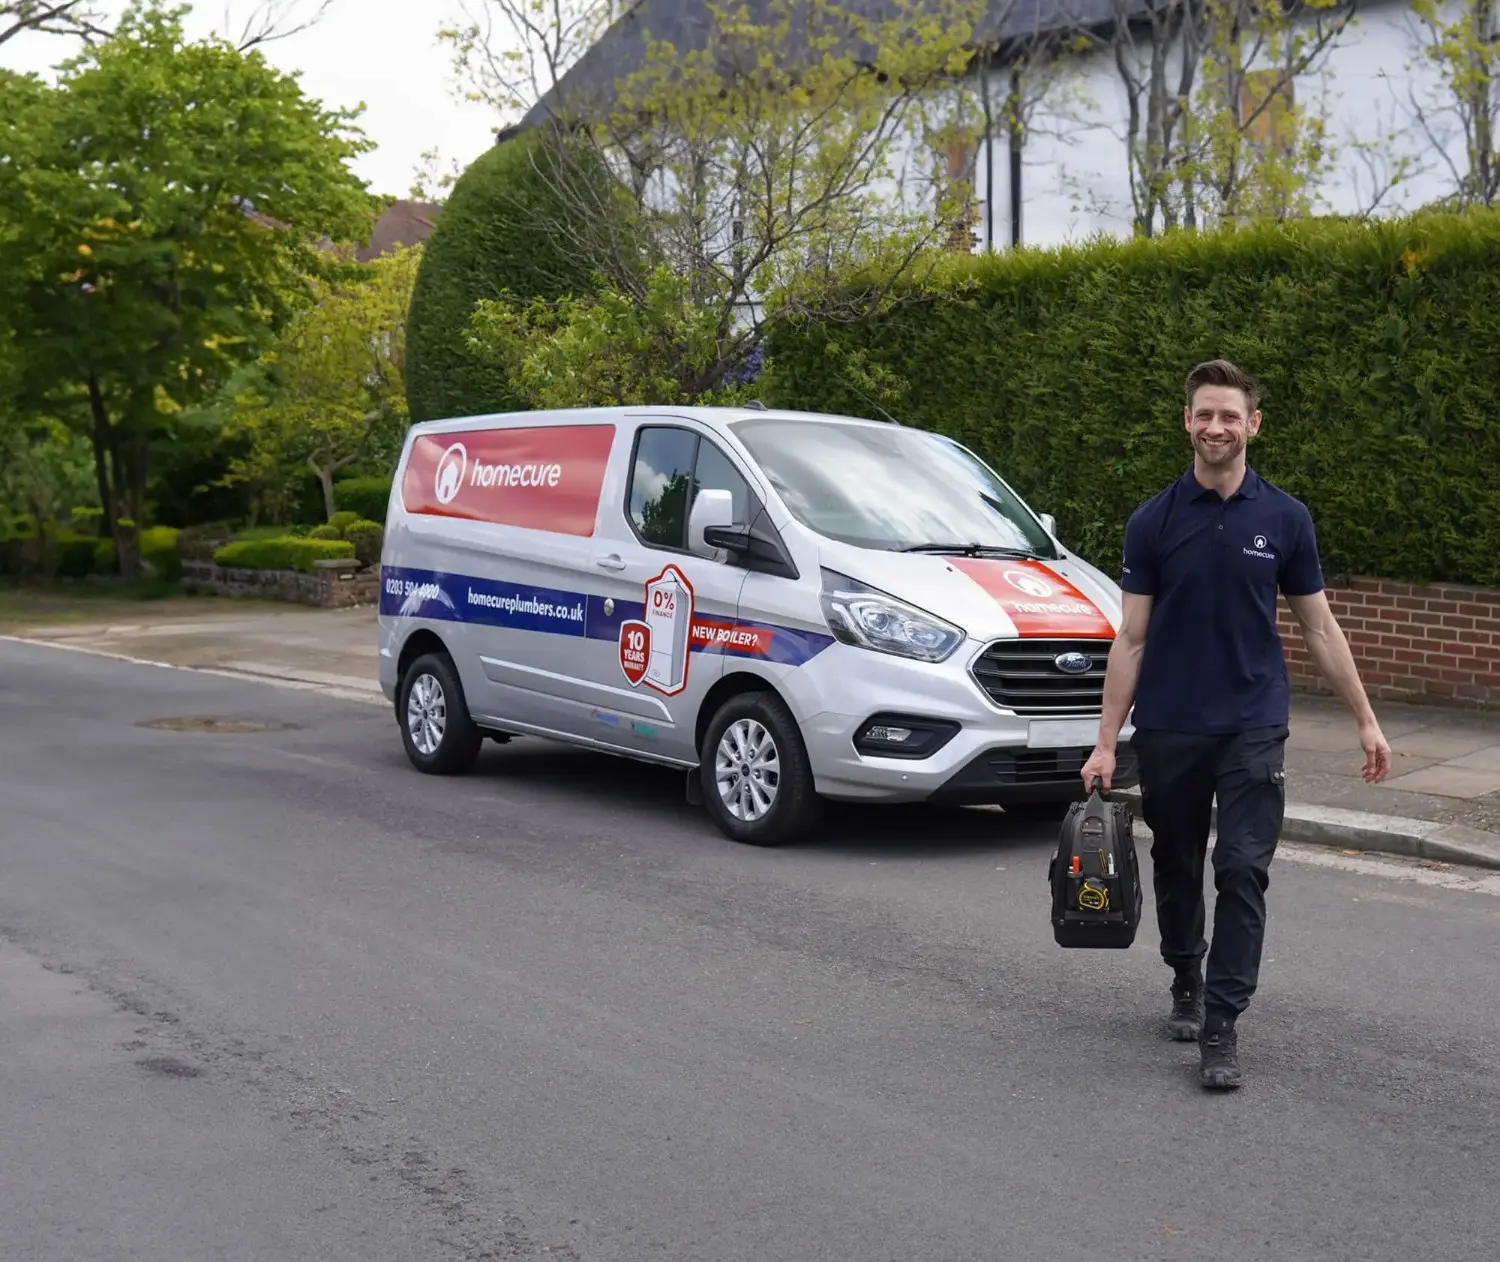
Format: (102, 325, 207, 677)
(1077, 881, 1110, 912)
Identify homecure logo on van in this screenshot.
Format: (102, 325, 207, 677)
(469, 460, 564, 489)
(431, 440, 566, 505)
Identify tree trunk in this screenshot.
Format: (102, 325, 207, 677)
(86, 374, 126, 576)
(311, 459, 336, 522)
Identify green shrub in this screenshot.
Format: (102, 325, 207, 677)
(307, 523, 341, 540)
(213, 537, 356, 573)
(93, 538, 116, 574)
(341, 518, 384, 568)
(763, 207, 1500, 587)
(326, 510, 361, 533)
(332, 475, 392, 523)
(176, 521, 237, 561)
(404, 129, 629, 423)
(54, 532, 97, 579)
(139, 525, 182, 582)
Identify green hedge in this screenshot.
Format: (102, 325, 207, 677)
(332, 475, 392, 523)
(0, 524, 180, 580)
(763, 207, 1500, 587)
(87, 525, 182, 580)
(404, 129, 628, 424)
(213, 537, 356, 573)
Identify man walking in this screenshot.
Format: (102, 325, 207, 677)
(1081, 359, 1392, 1091)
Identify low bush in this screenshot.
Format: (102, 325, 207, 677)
(332, 475, 392, 523)
(341, 519, 384, 568)
(213, 537, 356, 573)
(307, 524, 342, 540)
(55, 533, 98, 579)
(139, 525, 182, 581)
(327, 510, 361, 533)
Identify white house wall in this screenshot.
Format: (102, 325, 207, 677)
(1007, 0, 1473, 249)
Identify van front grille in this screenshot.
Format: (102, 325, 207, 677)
(969, 638, 1113, 716)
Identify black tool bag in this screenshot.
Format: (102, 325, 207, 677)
(1047, 779, 1144, 949)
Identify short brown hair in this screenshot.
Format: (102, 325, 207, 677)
(1185, 359, 1258, 414)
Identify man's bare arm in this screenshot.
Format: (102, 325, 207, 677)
(1285, 590, 1374, 722)
(1097, 592, 1153, 751)
(1285, 590, 1392, 783)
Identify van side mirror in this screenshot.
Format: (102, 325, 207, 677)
(1039, 512, 1058, 538)
(688, 488, 736, 560)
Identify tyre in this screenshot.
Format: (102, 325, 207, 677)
(397, 651, 484, 775)
(699, 690, 822, 846)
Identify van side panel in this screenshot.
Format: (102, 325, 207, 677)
(379, 420, 617, 732)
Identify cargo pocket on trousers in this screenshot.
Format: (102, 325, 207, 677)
(1255, 761, 1287, 837)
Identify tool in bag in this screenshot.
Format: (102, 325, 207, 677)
(1047, 777, 1143, 949)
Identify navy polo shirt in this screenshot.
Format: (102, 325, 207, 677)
(1120, 465, 1325, 735)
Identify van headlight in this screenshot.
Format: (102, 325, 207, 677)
(818, 570, 965, 663)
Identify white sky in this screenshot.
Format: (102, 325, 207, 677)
(0, 0, 509, 198)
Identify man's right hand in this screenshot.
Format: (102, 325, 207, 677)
(1080, 744, 1116, 793)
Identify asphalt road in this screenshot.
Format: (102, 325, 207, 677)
(3, 641, 1498, 1262)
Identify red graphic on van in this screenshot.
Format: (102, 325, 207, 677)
(401, 423, 616, 537)
(690, 619, 776, 657)
(618, 620, 651, 685)
(949, 557, 1115, 639)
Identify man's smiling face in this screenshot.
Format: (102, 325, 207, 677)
(1185, 383, 1261, 469)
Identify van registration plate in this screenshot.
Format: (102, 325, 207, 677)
(1026, 719, 1098, 749)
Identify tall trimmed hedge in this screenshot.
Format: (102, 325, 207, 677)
(763, 208, 1500, 587)
(404, 128, 625, 424)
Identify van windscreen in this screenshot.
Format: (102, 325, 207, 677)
(727, 417, 1056, 556)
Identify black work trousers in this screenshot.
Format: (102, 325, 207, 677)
(1131, 724, 1289, 1020)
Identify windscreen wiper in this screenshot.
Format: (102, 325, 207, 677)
(898, 543, 1038, 557)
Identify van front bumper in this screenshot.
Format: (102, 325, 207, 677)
(780, 640, 1136, 806)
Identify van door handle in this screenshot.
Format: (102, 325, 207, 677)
(595, 554, 627, 572)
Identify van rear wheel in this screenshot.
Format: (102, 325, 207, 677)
(700, 691, 822, 846)
(398, 652, 483, 775)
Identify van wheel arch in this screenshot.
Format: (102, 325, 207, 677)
(397, 628, 451, 688)
(696, 674, 822, 846)
(695, 672, 778, 756)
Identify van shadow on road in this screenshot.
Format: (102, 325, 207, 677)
(451, 737, 1060, 863)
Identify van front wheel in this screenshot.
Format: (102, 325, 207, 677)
(399, 652, 483, 775)
(700, 691, 822, 846)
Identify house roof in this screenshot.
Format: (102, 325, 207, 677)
(515, 0, 1120, 131)
(355, 199, 442, 262)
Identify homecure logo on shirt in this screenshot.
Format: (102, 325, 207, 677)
(1243, 533, 1275, 560)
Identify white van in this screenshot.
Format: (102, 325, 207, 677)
(377, 404, 1137, 845)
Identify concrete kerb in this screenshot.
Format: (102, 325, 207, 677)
(1115, 786, 1500, 872)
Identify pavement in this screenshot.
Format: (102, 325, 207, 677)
(2, 639, 1499, 1261)
(5, 593, 1500, 871)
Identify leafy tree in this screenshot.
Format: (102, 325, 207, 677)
(0, 1, 376, 576)
(0, 0, 338, 51)
(0, 416, 97, 567)
(403, 126, 629, 423)
(1066, 0, 1355, 236)
(445, 0, 996, 403)
(225, 244, 422, 521)
(468, 264, 767, 408)
(1405, 0, 1500, 208)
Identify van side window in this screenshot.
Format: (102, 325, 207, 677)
(630, 427, 698, 548)
(628, 426, 750, 551)
(693, 439, 750, 524)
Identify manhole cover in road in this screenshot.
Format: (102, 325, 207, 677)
(136, 716, 301, 734)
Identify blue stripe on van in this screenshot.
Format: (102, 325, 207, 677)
(380, 565, 835, 667)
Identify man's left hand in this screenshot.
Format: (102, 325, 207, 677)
(1359, 717, 1393, 784)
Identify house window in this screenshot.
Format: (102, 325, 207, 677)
(1240, 69, 1295, 153)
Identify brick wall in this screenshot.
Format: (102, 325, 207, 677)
(1277, 579, 1500, 708)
